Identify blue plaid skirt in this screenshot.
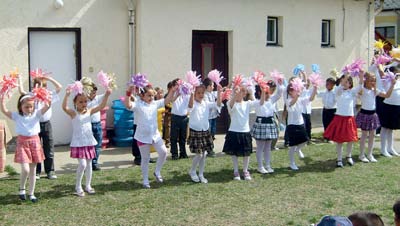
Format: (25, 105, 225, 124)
(251, 116, 278, 140)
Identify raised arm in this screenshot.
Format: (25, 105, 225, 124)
(188, 92, 194, 109)
(378, 79, 396, 98)
(164, 84, 178, 106)
(259, 89, 266, 105)
(216, 85, 222, 107)
(124, 86, 135, 110)
(62, 89, 75, 118)
(0, 96, 12, 119)
(18, 76, 28, 95)
(91, 89, 111, 114)
(229, 86, 240, 109)
(309, 85, 318, 101)
(40, 101, 51, 115)
(45, 77, 62, 93)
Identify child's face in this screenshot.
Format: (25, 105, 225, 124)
(155, 90, 164, 100)
(342, 77, 351, 89)
(194, 87, 205, 102)
(365, 78, 376, 89)
(21, 99, 35, 115)
(74, 94, 88, 111)
(288, 90, 298, 98)
(326, 82, 334, 91)
(206, 83, 214, 92)
(89, 89, 97, 100)
(141, 90, 155, 104)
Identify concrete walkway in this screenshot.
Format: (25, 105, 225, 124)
(1, 128, 399, 178)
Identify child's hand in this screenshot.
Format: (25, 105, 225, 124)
(65, 88, 71, 96)
(105, 88, 112, 96)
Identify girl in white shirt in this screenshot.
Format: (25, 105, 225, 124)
(125, 85, 176, 188)
(285, 79, 317, 170)
(187, 85, 221, 183)
(222, 84, 257, 181)
(355, 72, 394, 162)
(1, 93, 50, 202)
(324, 74, 363, 167)
(251, 81, 283, 174)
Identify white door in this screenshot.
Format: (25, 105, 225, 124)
(29, 30, 79, 145)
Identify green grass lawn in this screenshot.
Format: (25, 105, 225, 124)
(1, 141, 400, 226)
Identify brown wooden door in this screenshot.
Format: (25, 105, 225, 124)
(192, 30, 229, 133)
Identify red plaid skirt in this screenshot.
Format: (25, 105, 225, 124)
(324, 115, 358, 143)
(14, 135, 45, 163)
(70, 146, 96, 159)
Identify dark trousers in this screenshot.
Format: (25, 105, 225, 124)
(302, 113, 311, 140)
(322, 108, 336, 131)
(170, 114, 188, 157)
(36, 121, 54, 174)
(91, 122, 103, 167)
(132, 124, 141, 161)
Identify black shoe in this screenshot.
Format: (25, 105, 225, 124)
(92, 165, 101, 171)
(171, 155, 179, 160)
(207, 152, 216, 157)
(149, 159, 156, 163)
(179, 154, 188, 159)
(18, 189, 26, 201)
(29, 195, 38, 203)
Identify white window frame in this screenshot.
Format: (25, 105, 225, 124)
(321, 20, 331, 47)
(266, 17, 278, 46)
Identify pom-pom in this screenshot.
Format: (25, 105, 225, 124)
(252, 70, 265, 84)
(185, 70, 201, 87)
(232, 74, 243, 88)
(0, 74, 18, 98)
(30, 68, 50, 80)
(390, 47, 400, 58)
(221, 88, 232, 101)
(270, 69, 285, 84)
(293, 64, 305, 76)
(381, 71, 396, 86)
(32, 87, 51, 104)
(119, 96, 126, 102)
(311, 64, 320, 73)
(177, 79, 193, 95)
(329, 68, 339, 79)
(67, 81, 83, 96)
(208, 69, 224, 87)
(258, 80, 270, 93)
(128, 73, 149, 91)
(9, 67, 20, 78)
(290, 77, 304, 94)
(375, 54, 392, 66)
(97, 70, 117, 89)
(374, 39, 387, 50)
(342, 58, 365, 77)
(308, 73, 324, 87)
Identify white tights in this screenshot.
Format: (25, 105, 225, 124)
(359, 130, 375, 157)
(76, 158, 92, 193)
(288, 142, 306, 166)
(380, 127, 396, 154)
(20, 163, 37, 196)
(231, 156, 250, 173)
(336, 142, 353, 161)
(255, 140, 272, 169)
(139, 139, 167, 185)
(190, 152, 207, 177)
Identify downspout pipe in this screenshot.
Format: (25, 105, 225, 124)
(128, 9, 136, 76)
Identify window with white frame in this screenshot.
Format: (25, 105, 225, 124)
(321, 20, 331, 47)
(266, 17, 278, 46)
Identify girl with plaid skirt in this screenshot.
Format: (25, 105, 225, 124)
(355, 71, 395, 162)
(251, 81, 283, 174)
(222, 83, 258, 181)
(285, 79, 317, 170)
(62, 86, 111, 196)
(324, 74, 363, 167)
(1, 93, 50, 202)
(187, 85, 221, 183)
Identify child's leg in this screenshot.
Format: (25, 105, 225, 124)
(19, 163, 29, 193)
(346, 142, 354, 166)
(28, 163, 37, 196)
(288, 146, 298, 170)
(243, 156, 250, 173)
(198, 151, 207, 182)
(264, 140, 273, 169)
(336, 143, 343, 161)
(84, 159, 93, 190)
(380, 127, 390, 156)
(231, 156, 239, 173)
(153, 140, 167, 177)
(255, 140, 266, 170)
(359, 130, 368, 160)
(76, 158, 87, 193)
(367, 130, 377, 162)
(387, 129, 399, 155)
(139, 144, 151, 186)
(190, 154, 201, 174)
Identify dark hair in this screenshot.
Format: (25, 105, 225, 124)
(33, 78, 46, 88)
(254, 85, 262, 99)
(394, 200, 400, 224)
(139, 85, 154, 95)
(17, 94, 34, 115)
(348, 212, 384, 226)
(339, 74, 353, 89)
(326, 77, 336, 84)
(202, 78, 214, 88)
(267, 80, 276, 88)
(171, 78, 180, 87)
(195, 84, 206, 93)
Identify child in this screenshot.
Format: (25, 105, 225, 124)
(162, 81, 173, 148)
(268, 81, 281, 151)
(324, 74, 363, 167)
(355, 72, 394, 162)
(393, 199, 400, 226)
(187, 85, 221, 183)
(203, 78, 218, 157)
(317, 78, 337, 141)
(1, 93, 50, 202)
(19, 76, 62, 179)
(285, 79, 317, 170)
(222, 83, 257, 180)
(62, 86, 111, 197)
(170, 78, 190, 160)
(125, 84, 176, 188)
(251, 81, 283, 174)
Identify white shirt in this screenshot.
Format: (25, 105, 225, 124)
(12, 110, 42, 136)
(189, 100, 220, 131)
(285, 96, 310, 125)
(87, 94, 104, 123)
(171, 94, 190, 116)
(359, 87, 378, 110)
(369, 64, 384, 91)
(204, 91, 218, 119)
(384, 80, 400, 105)
(37, 90, 60, 122)
(254, 89, 282, 117)
(227, 100, 258, 132)
(300, 88, 313, 114)
(318, 87, 337, 109)
(70, 110, 97, 147)
(335, 85, 360, 116)
(130, 99, 165, 144)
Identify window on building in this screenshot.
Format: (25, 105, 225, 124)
(376, 26, 395, 39)
(266, 17, 278, 46)
(321, 20, 331, 46)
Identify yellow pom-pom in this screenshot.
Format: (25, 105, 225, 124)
(390, 48, 400, 58)
(374, 39, 386, 50)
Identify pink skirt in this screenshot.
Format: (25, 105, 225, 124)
(70, 146, 96, 159)
(14, 135, 45, 164)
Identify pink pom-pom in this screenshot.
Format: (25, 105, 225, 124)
(177, 79, 193, 95)
(30, 68, 50, 80)
(308, 73, 324, 87)
(258, 80, 270, 93)
(381, 71, 396, 86)
(119, 96, 126, 102)
(342, 58, 365, 77)
(32, 87, 51, 104)
(97, 70, 110, 88)
(375, 54, 392, 66)
(185, 70, 201, 87)
(208, 69, 224, 87)
(270, 69, 285, 84)
(0, 75, 18, 98)
(128, 73, 149, 89)
(221, 88, 232, 101)
(290, 77, 304, 94)
(252, 70, 265, 84)
(232, 74, 243, 88)
(67, 81, 83, 96)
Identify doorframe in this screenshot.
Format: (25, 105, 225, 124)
(27, 27, 82, 89)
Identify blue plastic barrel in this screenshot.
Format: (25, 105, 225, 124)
(112, 99, 134, 147)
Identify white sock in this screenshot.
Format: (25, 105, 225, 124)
(367, 130, 375, 157)
(243, 156, 250, 173)
(360, 130, 367, 157)
(387, 129, 397, 153)
(84, 159, 92, 189)
(190, 154, 201, 173)
(336, 143, 343, 161)
(289, 146, 296, 166)
(255, 140, 266, 169)
(232, 156, 239, 173)
(346, 142, 353, 157)
(154, 140, 167, 176)
(380, 127, 388, 154)
(76, 158, 87, 192)
(198, 152, 207, 177)
(264, 140, 272, 167)
(139, 145, 151, 185)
